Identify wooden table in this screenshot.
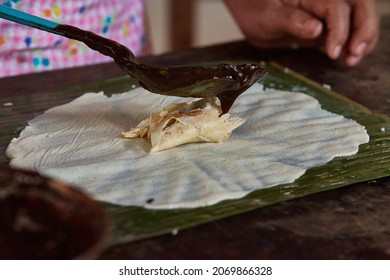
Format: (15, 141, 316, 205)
(1, 16, 389, 260)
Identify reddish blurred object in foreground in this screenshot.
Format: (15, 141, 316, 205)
(0, 165, 108, 259)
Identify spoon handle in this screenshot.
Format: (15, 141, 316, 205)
(0, 4, 63, 35)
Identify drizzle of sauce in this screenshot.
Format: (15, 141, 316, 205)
(55, 24, 267, 114)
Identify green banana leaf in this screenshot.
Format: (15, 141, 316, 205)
(1, 62, 389, 249)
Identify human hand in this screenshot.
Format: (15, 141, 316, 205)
(224, 0, 380, 66)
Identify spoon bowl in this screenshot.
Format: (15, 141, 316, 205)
(0, 5, 267, 113)
(55, 23, 267, 113)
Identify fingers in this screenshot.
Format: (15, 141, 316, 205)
(224, 0, 324, 49)
(225, 0, 380, 67)
(289, 0, 379, 66)
(297, 0, 352, 60)
(279, 7, 323, 40)
(344, 0, 379, 66)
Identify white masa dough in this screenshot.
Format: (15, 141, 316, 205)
(6, 84, 369, 209)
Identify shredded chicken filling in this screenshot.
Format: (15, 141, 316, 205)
(121, 98, 245, 152)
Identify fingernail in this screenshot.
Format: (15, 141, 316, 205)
(312, 22, 322, 37)
(303, 19, 322, 38)
(331, 45, 342, 59)
(346, 55, 362, 67)
(354, 42, 367, 56)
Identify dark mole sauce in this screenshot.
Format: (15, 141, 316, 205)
(55, 24, 267, 114)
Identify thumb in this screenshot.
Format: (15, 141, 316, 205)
(279, 7, 323, 40)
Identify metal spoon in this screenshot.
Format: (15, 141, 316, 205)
(0, 5, 267, 113)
